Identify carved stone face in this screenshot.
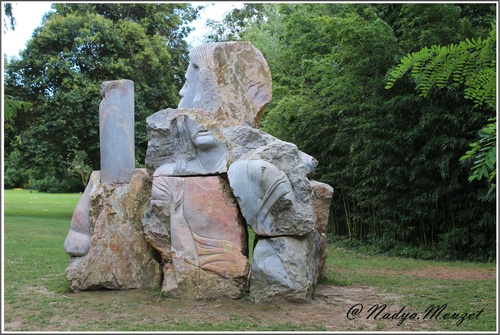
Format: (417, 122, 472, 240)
(152, 113, 228, 177)
(185, 117, 218, 150)
(176, 42, 272, 128)
(178, 63, 198, 108)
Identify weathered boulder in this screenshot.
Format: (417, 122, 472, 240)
(65, 169, 162, 292)
(310, 180, 333, 279)
(145, 109, 229, 176)
(64, 171, 100, 257)
(228, 159, 313, 236)
(231, 141, 317, 235)
(250, 232, 318, 303)
(310, 180, 334, 234)
(99, 80, 135, 183)
(178, 42, 272, 128)
(143, 175, 249, 299)
(222, 126, 318, 177)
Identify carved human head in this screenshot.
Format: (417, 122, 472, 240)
(178, 42, 272, 128)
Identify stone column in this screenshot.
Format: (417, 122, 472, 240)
(99, 79, 135, 183)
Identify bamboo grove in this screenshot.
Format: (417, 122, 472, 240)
(206, 3, 497, 260)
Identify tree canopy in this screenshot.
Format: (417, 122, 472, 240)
(4, 3, 199, 191)
(386, 22, 496, 193)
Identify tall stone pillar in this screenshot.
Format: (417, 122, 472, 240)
(99, 79, 135, 183)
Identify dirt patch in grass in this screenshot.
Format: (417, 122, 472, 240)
(4, 264, 494, 332)
(4, 283, 438, 332)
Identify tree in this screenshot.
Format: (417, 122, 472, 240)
(4, 3, 199, 192)
(386, 22, 496, 193)
(66, 150, 93, 188)
(3, 3, 16, 32)
(204, 3, 266, 42)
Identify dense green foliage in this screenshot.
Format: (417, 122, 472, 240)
(386, 25, 496, 193)
(208, 3, 496, 260)
(3, 3, 200, 192)
(460, 118, 496, 187)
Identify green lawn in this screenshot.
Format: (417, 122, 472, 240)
(2, 189, 497, 331)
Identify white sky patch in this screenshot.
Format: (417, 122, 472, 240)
(187, 2, 245, 47)
(1, 2, 245, 59)
(2, 2, 54, 59)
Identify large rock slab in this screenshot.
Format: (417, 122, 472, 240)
(178, 42, 272, 128)
(64, 171, 100, 257)
(228, 160, 312, 236)
(222, 126, 317, 177)
(65, 169, 162, 292)
(144, 175, 249, 299)
(99, 80, 135, 183)
(250, 232, 318, 303)
(145, 109, 229, 176)
(229, 141, 317, 236)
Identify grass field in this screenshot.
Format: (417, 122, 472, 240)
(2, 189, 497, 331)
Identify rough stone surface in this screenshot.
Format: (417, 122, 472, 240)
(317, 232, 329, 280)
(144, 175, 249, 299)
(250, 233, 317, 303)
(64, 171, 100, 257)
(162, 264, 245, 300)
(145, 109, 229, 176)
(142, 198, 172, 264)
(310, 180, 333, 279)
(310, 180, 333, 234)
(222, 126, 318, 177)
(222, 126, 276, 161)
(178, 42, 272, 128)
(235, 141, 317, 235)
(228, 160, 312, 237)
(65, 169, 162, 292)
(99, 79, 135, 183)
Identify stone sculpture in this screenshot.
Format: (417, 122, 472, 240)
(144, 175, 249, 299)
(99, 79, 135, 184)
(64, 81, 161, 292)
(145, 109, 229, 176)
(228, 159, 307, 236)
(177, 42, 272, 128)
(64, 41, 333, 303)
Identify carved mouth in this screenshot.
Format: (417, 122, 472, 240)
(196, 130, 211, 136)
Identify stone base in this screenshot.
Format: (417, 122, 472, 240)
(161, 264, 245, 300)
(66, 169, 162, 292)
(250, 232, 318, 303)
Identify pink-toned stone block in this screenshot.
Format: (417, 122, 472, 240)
(149, 175, 249, 299)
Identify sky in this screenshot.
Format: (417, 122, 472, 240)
(1, 2, 244, 59)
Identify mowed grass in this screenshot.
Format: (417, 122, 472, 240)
(2, 189, 497, 331)
(3, 190, 81, 300)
